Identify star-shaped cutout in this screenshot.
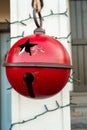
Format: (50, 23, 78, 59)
(18, 39, 37, 55)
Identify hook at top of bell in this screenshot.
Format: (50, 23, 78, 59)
(33, 9, 45, 34)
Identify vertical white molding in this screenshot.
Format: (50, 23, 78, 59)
(10, 1, 21, 130)
(62, 1, 72, 130)
(10, 0, 72, 130)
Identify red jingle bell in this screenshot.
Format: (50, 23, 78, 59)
(4, 9, 72, 98)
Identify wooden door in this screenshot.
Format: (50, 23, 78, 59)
(70, 0, 87, 92)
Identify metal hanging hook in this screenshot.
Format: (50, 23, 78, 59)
(32, 0, 45, 34)
(33, 8, 42, 28)
(33, 9, 45, 34)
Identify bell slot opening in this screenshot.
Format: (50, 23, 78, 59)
(24, 72, 35, 98)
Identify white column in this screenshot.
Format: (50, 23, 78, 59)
(10, 0, 72, 130)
